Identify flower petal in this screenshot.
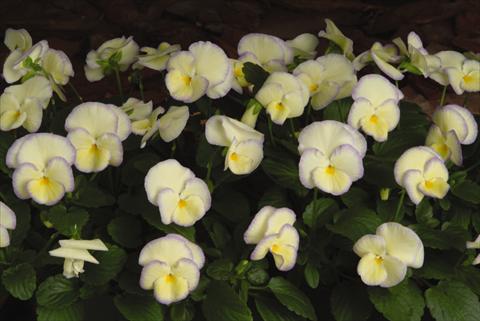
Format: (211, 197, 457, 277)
(140, 260, 171, 290)
(352, 74, 402, 106)
(265, 208, 296, 237)
(402, 169, 425, 205)
(0, 226, 10, 248)
(97, 133, 123, 166)
(27, 176, 65, 205)
(180, 178, 211, 210)
(0, 202, 16, 230)
(45, 157, 74, 192)
(353, 234, 386, 257)
(65, 102, 118, 137)
(330, 144, 364, 181)
(12, 162, 41, 199)
(158, 106, 189, 142)
(172, 195, 205, 226)
(138, 234, 193, 266)
(49, 247, 99, 264)
(153, 272, 189, 305)
(58, 239, 108, 251)
(380, 255, 407, 287)
(347, 98, 375, 129)
(312, 165, 352, 196)
(357, 253, 388, 286)
(393, 146, 438, 186)
(172, 258, 200, 290)
(298, 148, 329, 189)
(156, 188, 179, 225)
(225, 139, 263, 175)
(244, 206, 276, 244)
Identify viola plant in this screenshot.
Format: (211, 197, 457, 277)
(0, 23, 479, 321)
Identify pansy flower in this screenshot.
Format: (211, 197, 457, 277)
(318, 19, 354, 60)
(134, 42, 181, 71)
(0, 202, 16, 248)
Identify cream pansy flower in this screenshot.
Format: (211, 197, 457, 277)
(286, 33, 319, 60)
(298, 120, 367, 195)
(121, 98, 153, 121)
(134, 42, 181, 71)
(1, 76, 52, 132)
(237, 33, 293, 72)
(293, 54, 357, 110)
(4, 28, 32, 52)
(318, 19, 354, 60)
(429, 51, 466, 86)
(0, 202, 16, 248)
(205, 115, 264, 175)
(84, 36, 139, 82)
(42, 48, 74, 85)
(466, 235, 480, 265)
(394, 146, 450, 205)
(354, 222, 424, 287)
(131, 107, 165, 148)
(255, 72, 309, 125)
(445, 58, 480, 95)
(244, 206, 299, 271)
(65, 102, 131, 173)
(49, 239, 108, 279)
(158, 105, 189, 143)
(145, 160, 211, 226)
(3, 40, 49, 84)
(426, 104, 478, 165)
(138, 234, 204, 305)
(354, 42, 404, 80)
(348, 74, 403, 142)
(165, 41, 233, 103)
(7, 133, 75, 205)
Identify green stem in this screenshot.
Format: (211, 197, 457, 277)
(68, 82, 83, 102)
(289, 119, 296, 138)
(89, 172, 98, 182)
(267, 117, 276, 147)
(170, 141, 177, 158)
(114, 68, 124, 99)
(439, 85, 447, 107)
(138, 72, 145, 101)
(393, 189, 406, 222)
(465, 158, 480, 172)
(34, 232, 60, 264)
(463, 93, 469, 107)
(313, 188, 318, 202)
(305, 104, 312, 125)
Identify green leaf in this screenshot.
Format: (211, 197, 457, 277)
(114, 293, 164, 321)
(48, 205, 90, 237)
(1, 263, 36, 300)
(262, 158, 308, 197)
(415, 250, 456, 280)
(410, 224, 469, 250)
(212, 188, 250, 223)
(0, 132, 14, 174)
(322, 98, 352, 123)
(456, 266, 480, 296)
(415, 199, 439, 228)
(331, 281, 372, 321)
(107, 215, 142, 248)
(268, 277, 317, 321)
(255, 296, 305, 321)
(143, 208, 196, 241)
(202, 280, 253, 321)
(327, 208, 382, 241)
(398, 101, 430, 129)
(259, 187, 291, 209)
(37, 302, 85, 321)
(7, 199, 31, 246)
(303, 198, 338, 230)
(451, 179, 480, 204)
(36, 275, 79, 307)
(363, 158, 397, 188)
(170, 300, 195, 321)
(372, 129, 426, 159)
(196, 136, 222, 169)
(242, 62, 269, 93)
(81, 245, 126, 285)
(368, 280, 425, 321)
(246, 267, 269, 286)
(206, 259, 233, 281)
(72, 176, 115, 208)
(340, 187, 370, 208)
(304, 264, 319, 289)
(425, 280, 480, 321)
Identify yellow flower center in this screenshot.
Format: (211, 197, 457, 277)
(183, 75, 192, 86)
(89, 144, 99, 152)
(164, 273, 176, 283)
(325, 165, 336, 175)
(309, 83, 319, 93)
(271, 244, 281, 254)
(374, 255, 384, 265)
(369, 114, 379, 124)
(424, 180, 434, 189)
(234, 64, 244, 78)
(274, 102, 285, 111)
(178, 199, 187, 208)
(229, 152, 239, 161)
(463, 74, 473, 84)
(39, 177, 50, 185)
(433, 143, 449, 159)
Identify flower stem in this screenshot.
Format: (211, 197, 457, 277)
(267, 117, 276, 146)
(463, 93, 469, 107)
(138, 72, 145, 101)
(68, 82, 83, 102)
(34, 232, 60, 265)
(289, 119, 296, 138)
(439, 85, 447, 107)
(393, 189, 405, 222)
(114, 68, 124, 99)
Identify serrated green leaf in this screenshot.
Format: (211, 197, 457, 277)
(202, 281, 253, 321)
(170, 300, 195, 321)
(410, 224, 469, 250)
(268, 277, 317, 321)
(81, 245, 126, 285)
(415, 199, 439, 228)
(327, 208, 382, 241)
(303, 198, 338, 229)
(322, 98, 352, 123)
(114, 293, 164, 321)
(451, 179, 480, 204)
(37, 302, 84, 321)
(72, 176, 115, 208)
(48, 205, 89, 237)
(212, 188, 250, 223)
(246, 267, 269, 286)
(107, 215, 142, 248)
(242, 62, 269, 94)
(259, 187, 291, 209)
(206, 259, 233, 281)
(304, 264, 319, 289)
(340, 187, 370, 208)
(255, 296, 305, 321)
(142, 208, 196, 241)
(1, 263, 36, 300)
(262, 158, 308, 197)
(331, 281, 372, 321)
(425, 280, 480, 321)
(36, 275, 79, 307)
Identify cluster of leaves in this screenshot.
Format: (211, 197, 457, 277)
(0, 61, 479, 321)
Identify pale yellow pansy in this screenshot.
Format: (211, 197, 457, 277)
(426, 104, 478, 165)
(49, 239, 108, 279)
(3, 40, 49, 84)
(1, 76, 52, 132)
(286, 33, 319, 59)
(354, 42, 404, 80)
(0, 202, 16, 248)
(166, 41, 232, 102)
(158, 105, 189, 143)
(237, 33, 293, 72)
(131, 107, 165, 148)
(138, 234, 204, 305)
(466, 235, 480, 265)
(255, 72, 309, 124)
(354, 222, 424, 287)
(120, 98, 153, 121)
(145, 160, 211, 226)
(348, 74, 403, 142)
(205, 115, 264, 175)
(429, 51, 466, 86)
(445, 59, 480, 95)
(298, 121, 367, 195)
(134, 42, 181, 71)
(7, 133, 75, 205)
(394, 146, 450, 205)
(318, 19, 354, 60)
(84, 36, 139, 82)
(293, 54, 357, 110)
(65, 102, 131, 173)
(42, 48, 74, 84)
(244, 206, 296, 244)
(4, 28, 32, 52)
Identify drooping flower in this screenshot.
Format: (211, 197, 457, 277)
(4, 28, 32, 52)
(394, 146, 449, 205)
(244, 206, 299, 271)
(84, 36, 139, 82)
(120, 98, 154, 121)
(165, 41, 233, 103)
(429, 51, 466, 86)
(7, 133, 76, 205)
(145, 159, 211, 226)
(298, 120, 367, 195)
(131, 107, 165, 148)
(134, 42, 181, 71)
(348, 74, 403, 141)
(354, 222, 424, 287)
(293, 54, 357, 110)
(285, 33, 319, 60)
(466, 235, 480, 265)
(255, 72, 309, 124)
(49, 239, 108, 279)
(41, 48, 75, 94)
(205, 115, 264, 175)
(237, 33, 293, 72)
(0, 202, 16, 248)
(3, 40, 49, 84)
(138, 234, 204, 305)
(426, 104, 478, 165)
(318, 19, 354, 60)
(354, 42, 404, 80)
(0, 76, 52, 132)
(65, 102, 131, 173)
